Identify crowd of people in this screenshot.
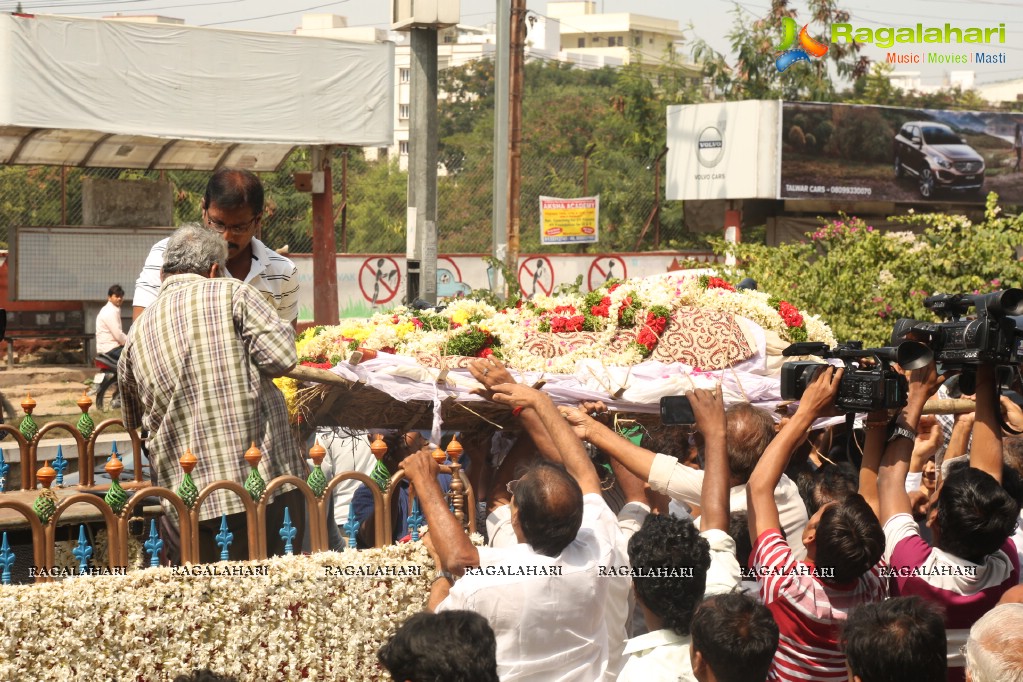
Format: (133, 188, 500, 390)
(117, 168, 1023, 681)
(374, 359, 1023, 682)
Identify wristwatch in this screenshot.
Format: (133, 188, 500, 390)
(887, 423, 917, 443)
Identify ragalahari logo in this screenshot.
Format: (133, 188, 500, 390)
(775, 17, 829, 72)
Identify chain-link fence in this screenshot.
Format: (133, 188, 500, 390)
(0, 145, 693, 256)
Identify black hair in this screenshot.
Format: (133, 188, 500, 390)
(202, 168, 264, 216)
(725, 403, 776, 483)
(814, 493, 885, 584)
(690, 592, 779, 682)
(842, 596, 946, 682)
(378, 610, 499, 682)
(728, 511, 753, 571)
(514, 460, 583, 557)
(108, 284, 124, 297)
(935, 466, 1020, 563)
(798, 462, 858, 517)
(627, 514, 710, 635)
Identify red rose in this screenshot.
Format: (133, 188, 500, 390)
(566, 315, 585, 332)
(477, 348, 495, 359)
(707, 277, 735, 292)
(777, 301, 803, 328)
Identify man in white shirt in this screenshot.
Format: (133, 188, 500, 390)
(401, 382, 630, 682)
(617, 387, 742, 682)
(95, 284, 127, 363)
(132, 168, 299, 325)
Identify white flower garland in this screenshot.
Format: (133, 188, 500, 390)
(0, 545, 435, 681)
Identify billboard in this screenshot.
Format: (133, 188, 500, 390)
(780, 102, 1023, 204)
(666, 101, 780, 201)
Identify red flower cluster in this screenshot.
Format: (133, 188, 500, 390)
(636, 312, 668, 352)
(552, 305, 577, 315)
(300, 360, 334, 370)
(707, 277, 735, 291)
(550, 315, 585, 333)
(777, 301, 803, 328)
(477, 348, 495, 359)
(591, 296, 612, 318)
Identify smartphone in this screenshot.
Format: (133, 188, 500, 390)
(660, 395, 696, 425)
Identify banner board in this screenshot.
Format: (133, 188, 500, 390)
(539, 196, 599, 245)
(780, 101, 1023, 204)
(666, 100, 780, 201)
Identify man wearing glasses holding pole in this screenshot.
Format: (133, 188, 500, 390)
(132, 168, 299, 326)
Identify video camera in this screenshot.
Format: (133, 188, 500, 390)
(890, 289, 1023, 367)
(780, 341, 930, 412)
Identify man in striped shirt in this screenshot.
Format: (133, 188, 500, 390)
(132, 168, 299, 326)
(747, 366, 887, 681)
(119, 224, 307, 563)
(878, 363, 1019, 681)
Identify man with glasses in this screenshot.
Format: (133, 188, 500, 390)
(132, 168, 299, 325)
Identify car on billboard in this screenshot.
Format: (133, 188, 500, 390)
(893, 122, 985, 199)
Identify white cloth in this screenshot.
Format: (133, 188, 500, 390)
(133, 236, 299, 322)
(648, 452, 809, 559)
(438, 493, 627, 682)
(95, 300, 126, 354)
(616, 629, 693, 682)
(605, 501, 650, 681)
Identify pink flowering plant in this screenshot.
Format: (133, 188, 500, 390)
(721, 193, 1023, 347)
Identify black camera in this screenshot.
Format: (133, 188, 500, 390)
(780, 341, 929, 412)
(891, 289, 1023, 367)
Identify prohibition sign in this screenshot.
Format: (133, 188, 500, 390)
(359, 256, 401, 306)
(518, 256, 554, 298)
(587, 256, 627, 291)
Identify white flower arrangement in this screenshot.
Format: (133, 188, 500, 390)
(0, 545, 435, 681)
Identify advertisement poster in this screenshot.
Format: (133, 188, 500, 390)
(780, 101, 1023, 204)
(539, 196, 599, 245)
(665, 100, 779, 201)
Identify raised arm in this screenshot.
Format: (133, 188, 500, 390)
(858, 410, 889, 519)
(691, 387, 729, 533)
(971, 364, 1003, 483)
(747, 366, 842, 543)
(489, 383, 602, 495)
(400, 449, 479, 575)
(878, 362, 945, 524)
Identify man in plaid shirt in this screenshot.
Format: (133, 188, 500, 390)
(119, 224, 308, 563)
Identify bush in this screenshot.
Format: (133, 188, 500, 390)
(719, 193, 1023, 347)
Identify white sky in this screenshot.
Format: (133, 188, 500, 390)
(4, 0, 1021, 86)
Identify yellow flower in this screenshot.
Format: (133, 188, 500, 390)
(449, 309, 469, 326)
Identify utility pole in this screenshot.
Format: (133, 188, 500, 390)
(506, 0, 526, 285)
(393, 1, 459, 306)
(491, 0, 511, 293)
(406, 27, 439, 306)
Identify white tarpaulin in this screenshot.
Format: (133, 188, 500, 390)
(0, 13, 394, 169)
(666, 100, 780, 201)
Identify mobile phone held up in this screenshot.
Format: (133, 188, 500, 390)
(660, 395, 695, 425)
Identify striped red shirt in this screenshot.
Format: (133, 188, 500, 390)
(753, 529, 888, 682)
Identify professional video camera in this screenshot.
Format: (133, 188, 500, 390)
(890, 289, 1023, 367)
(780, 341, 930, 413)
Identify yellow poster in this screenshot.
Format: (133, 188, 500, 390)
(539, 195, 599, 245)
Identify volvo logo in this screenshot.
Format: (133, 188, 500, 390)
(697, 126, 724, 168)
